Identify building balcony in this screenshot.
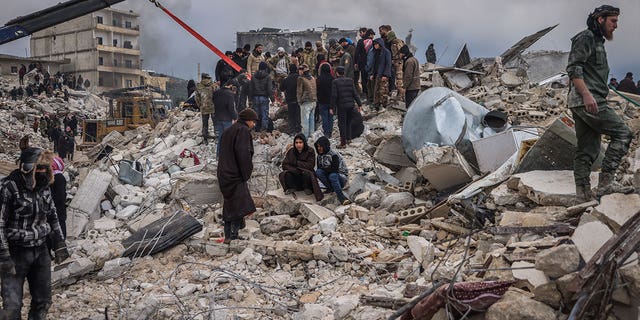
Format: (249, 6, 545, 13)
(97, 65, 142, 75)
(96, 23, 140, 36)
(96, 44, 140, 56)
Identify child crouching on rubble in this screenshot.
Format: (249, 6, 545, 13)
(314, 136, 351, 205)
(279, 134, 323, 201)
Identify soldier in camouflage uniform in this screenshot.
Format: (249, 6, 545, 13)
(301, 42, 318, 77)
(384, 30, 405, 101)
(370, 38, 392, 110)
(195, 73, 219, 144)
(566, 5, 633, 202)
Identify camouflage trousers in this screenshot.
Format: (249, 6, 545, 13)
(393, 61, 404, 100)
(571, 106, 633, 186)
(374, 76, 389, 108)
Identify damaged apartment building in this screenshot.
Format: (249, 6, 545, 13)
(237, 27, 357, 54)
(29, 7, 142, 92)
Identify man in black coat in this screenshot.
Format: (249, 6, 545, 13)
(217, 109, 258, 243)
(279, 64, 301, 134)
(331, 66, 362, 148)
(213, 80, 238, 157)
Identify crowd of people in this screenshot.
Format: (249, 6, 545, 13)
(208, 25, 423, 243)
(609, 71, 640, 95)
(3, 62, 88, 103)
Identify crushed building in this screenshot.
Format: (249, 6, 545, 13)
(236, 27, 357, 53)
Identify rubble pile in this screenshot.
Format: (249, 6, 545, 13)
(2, 56, 639, 319)
(0, 76, 108, 160)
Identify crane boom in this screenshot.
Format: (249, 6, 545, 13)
(0, 0, 126, 45)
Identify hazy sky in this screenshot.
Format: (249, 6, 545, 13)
(1, 0, 637, 81)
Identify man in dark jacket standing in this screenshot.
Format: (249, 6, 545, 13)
(217, 109, 258, 243)
(213, 80, 239, 157)
(370, 38, 392, 110)
(400, 45, 421, 107)
(215, 51, 237, 86)
(426, 44, 437, 64)
(0, 147, 69, 319)
(249, 62, 273, 132)
(280, 64, 301, 134)
(617, 72, 638, 94)
(331, 66, 362, 148)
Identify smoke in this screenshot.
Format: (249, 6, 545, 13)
(0, 0, 638, 80)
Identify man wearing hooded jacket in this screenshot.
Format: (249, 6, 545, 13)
(0, 148, 69, 320)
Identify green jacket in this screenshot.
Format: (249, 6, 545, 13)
(195, 79, 217, 115)
(566, 29, 609, 108)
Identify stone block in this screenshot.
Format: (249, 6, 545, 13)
(485, 289, 556, 320)
(300, 203, 335, 224)
(68, 169, 112, 221)
(373, 136, 415, 172)
(379, 192, 414, 212)
(97, 257, 131, 280)
(571, 213, 613, 262)
(205, 243, 229, 257)
(414, 146, 474, 191)
(406, 236, 435, 269)
(499, 211, 551, 227)
(319, 216, 338, 234)
(515, 170, 598, 206)
(491, 183, 522, 206)
(534, 244, 580, 278)
(116, 205, 139, 220)
(170, 172, 222, 205)
(92, 217, 123, 232)
(593, 193, 640, 231)
(511, 261, 549, 288)
(347, 205, 370, 221)
(260, 215, 298, 234)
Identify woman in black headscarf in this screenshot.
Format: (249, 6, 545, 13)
(278, 134, 323, 201)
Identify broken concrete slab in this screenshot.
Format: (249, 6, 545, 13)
(534, 244, 580, 278)
(91, 217, 123, 232)
(260, 215, 299, 235)
(620, 264, 640, 299)
(490, 183, 522, 206)
(499, 211, 552, 227)
(66, 169, 113, 238)
(571, 212, 614, 262)
(511, 261, 549, 288)
(515, 170, 597, 206)
(500, 72, 523, 88)
(300, 203, 335, 224)
(593, 193, 640, 231)
(170, 172, 222, 205)
(319, 216, 338, 234)
(443, 70, 473, 91)
(374, 167, 401, 186)
(379, 192, 414, 212)
(97, 257, 131, 280)
(532, 282, 562, 309)
(485, 289, 556, 320)
(373, 136, 415, 172)
(406, 236, 435, 269)
(414, 145, 475, 191)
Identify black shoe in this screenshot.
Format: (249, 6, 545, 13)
(304, 189, 313, 195)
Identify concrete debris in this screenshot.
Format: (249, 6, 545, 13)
(534, 244, 580, 278)
(414, 145, 474, 191)
(485, 289, 557, 320)
(515, 170, 598, 206)
(4, 36, 637, 320)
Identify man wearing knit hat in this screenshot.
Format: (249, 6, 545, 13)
(0, 147, 69, 319)
(567, 5, 634, 202)
(217, 108, 258, 243)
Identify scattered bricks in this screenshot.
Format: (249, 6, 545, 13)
(384, 183, 401, 193)
(400, 181, 414, 193)
(528, 111, 547, 121)
(547, 108, 562, 116)
(397, 206, 427, 224)
(348, 205, 370, 221)
(513, 109, 528, 118)
(384, 182, 413, 194)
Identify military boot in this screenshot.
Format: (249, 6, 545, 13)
(596, 172, 635, 197)
(575, 184, 595, 203)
